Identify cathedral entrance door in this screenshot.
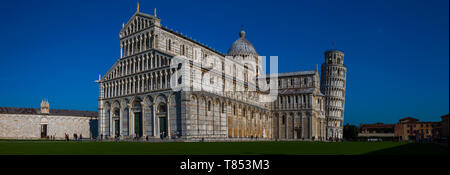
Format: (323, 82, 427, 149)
(40, 124, 47, 138)
(296, 128, 301, 139)
(134, 112, 143, 137)
(114, 119, 120, 137)
(159, 116, 167, 138)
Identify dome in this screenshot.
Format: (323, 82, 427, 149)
(226, 28, 258, 56)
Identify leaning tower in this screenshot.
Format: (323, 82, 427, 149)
(321, 50, 347, 140)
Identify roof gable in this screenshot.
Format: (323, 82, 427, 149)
(119, 12, 160, 38)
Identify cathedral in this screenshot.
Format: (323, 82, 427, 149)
(97, 5, 347, 141)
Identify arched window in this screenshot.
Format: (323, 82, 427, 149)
(221, 102, 225, 113)
(146, 36, 150, 49)
(282, 115, 286, 124)
(158, 104, 167, 113)
(208, 101, 211, 111)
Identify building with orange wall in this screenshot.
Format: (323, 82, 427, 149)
(394, 117, 440, 141)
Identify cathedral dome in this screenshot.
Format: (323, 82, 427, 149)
(226, 28, 258, 56)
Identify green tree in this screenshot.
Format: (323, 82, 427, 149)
(343, 123, 358, 141)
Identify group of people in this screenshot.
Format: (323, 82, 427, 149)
(43, 135, 56, 140)
(64, 133, 83, 141)
(161, 131, 182, 139)
(96, 131, 183, 141)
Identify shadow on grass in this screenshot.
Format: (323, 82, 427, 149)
(365, 143, 448, 155)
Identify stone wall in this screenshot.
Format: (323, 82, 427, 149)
(0, 114, 96, 140)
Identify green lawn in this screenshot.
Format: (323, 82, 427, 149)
(0, 140, 447, 155)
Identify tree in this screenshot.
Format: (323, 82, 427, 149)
(343, 123, 358, 141)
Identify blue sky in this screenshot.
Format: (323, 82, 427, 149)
(0, 0, 448, 125)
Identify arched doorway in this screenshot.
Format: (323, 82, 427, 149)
(105, 108, 111, 136)
(132, 100, 143, 138)
(40, 118, 48, 138)
(157, 103, 168, 138)
(282, 115, 287, 139)
(123, 107, 129, 136)
(113, 108, 120, 137)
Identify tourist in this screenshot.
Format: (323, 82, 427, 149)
(65, 133, 68, 141)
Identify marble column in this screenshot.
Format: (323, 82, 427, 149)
(141, 102, 146, 137)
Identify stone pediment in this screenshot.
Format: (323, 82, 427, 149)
(119, 12, 160, 38)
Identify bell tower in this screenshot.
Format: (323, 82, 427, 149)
(321, 50, 347, 140)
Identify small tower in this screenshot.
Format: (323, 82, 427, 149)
(40, 99, 50, 114)
(321, 50, 347, 140)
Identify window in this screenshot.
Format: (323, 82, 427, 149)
(168, 39, 172, 51)
(221, 102, 225, 113)
(222, 61, 225, 72)
(282, 116, 286, 124)
(158, 104, 167, 113)
(208, 101, 211, 111)
(180, 45, 185, 55)
(244, 66, 248, 82)
(178, 76, 182, 84)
